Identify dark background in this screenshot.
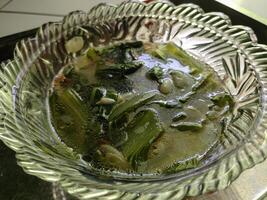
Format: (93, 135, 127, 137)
(0, 0, 266, 199)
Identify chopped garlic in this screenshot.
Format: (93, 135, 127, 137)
(65, 36, 84, 53)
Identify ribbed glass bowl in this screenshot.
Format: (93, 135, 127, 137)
(1, 1, 267, 199)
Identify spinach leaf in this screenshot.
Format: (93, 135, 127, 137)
(108, 90, 160, 121)
(50, 88, 100, 154)
(120, 108, 163, 166)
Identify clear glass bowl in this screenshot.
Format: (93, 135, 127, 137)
(0, 1, 267, 199)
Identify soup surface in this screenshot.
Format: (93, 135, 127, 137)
(49, 41, 233, 174)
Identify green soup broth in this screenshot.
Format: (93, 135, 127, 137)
(49, 41, 233, 174)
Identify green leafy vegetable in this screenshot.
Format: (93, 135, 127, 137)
(108, 114, 130, 147)
(52, 89, 87, 122)
(50, 88, 100, 153)
(108, 90, 160, 121)
(120, 108, 163, 166)
(96, 61, 143, 75)
(146, 65, 165, 81)
(84, 41, 145, 79)
(149, 42, 214, 77)
(120, 41, 143, 49)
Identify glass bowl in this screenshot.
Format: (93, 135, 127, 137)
(0, 1, 267, 199)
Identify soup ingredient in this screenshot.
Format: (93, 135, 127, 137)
(96, 144, 131, 171)
(147, 65, 165, 81)
(49, 86, 100, 153)
(108, 91, 160, 121)
(65, 36, 84, 53)
(120, 108, 163, 167)
(159, 78, 174, 94)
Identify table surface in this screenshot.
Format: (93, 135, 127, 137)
(0, 0, 267, 200)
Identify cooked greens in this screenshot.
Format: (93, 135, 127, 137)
(120, 108, 163, 167)
(108, 91, 160, 121)
(50, 40, 233, 174)
(147, 65, 165, 81)
(49, 87, 100, 154)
